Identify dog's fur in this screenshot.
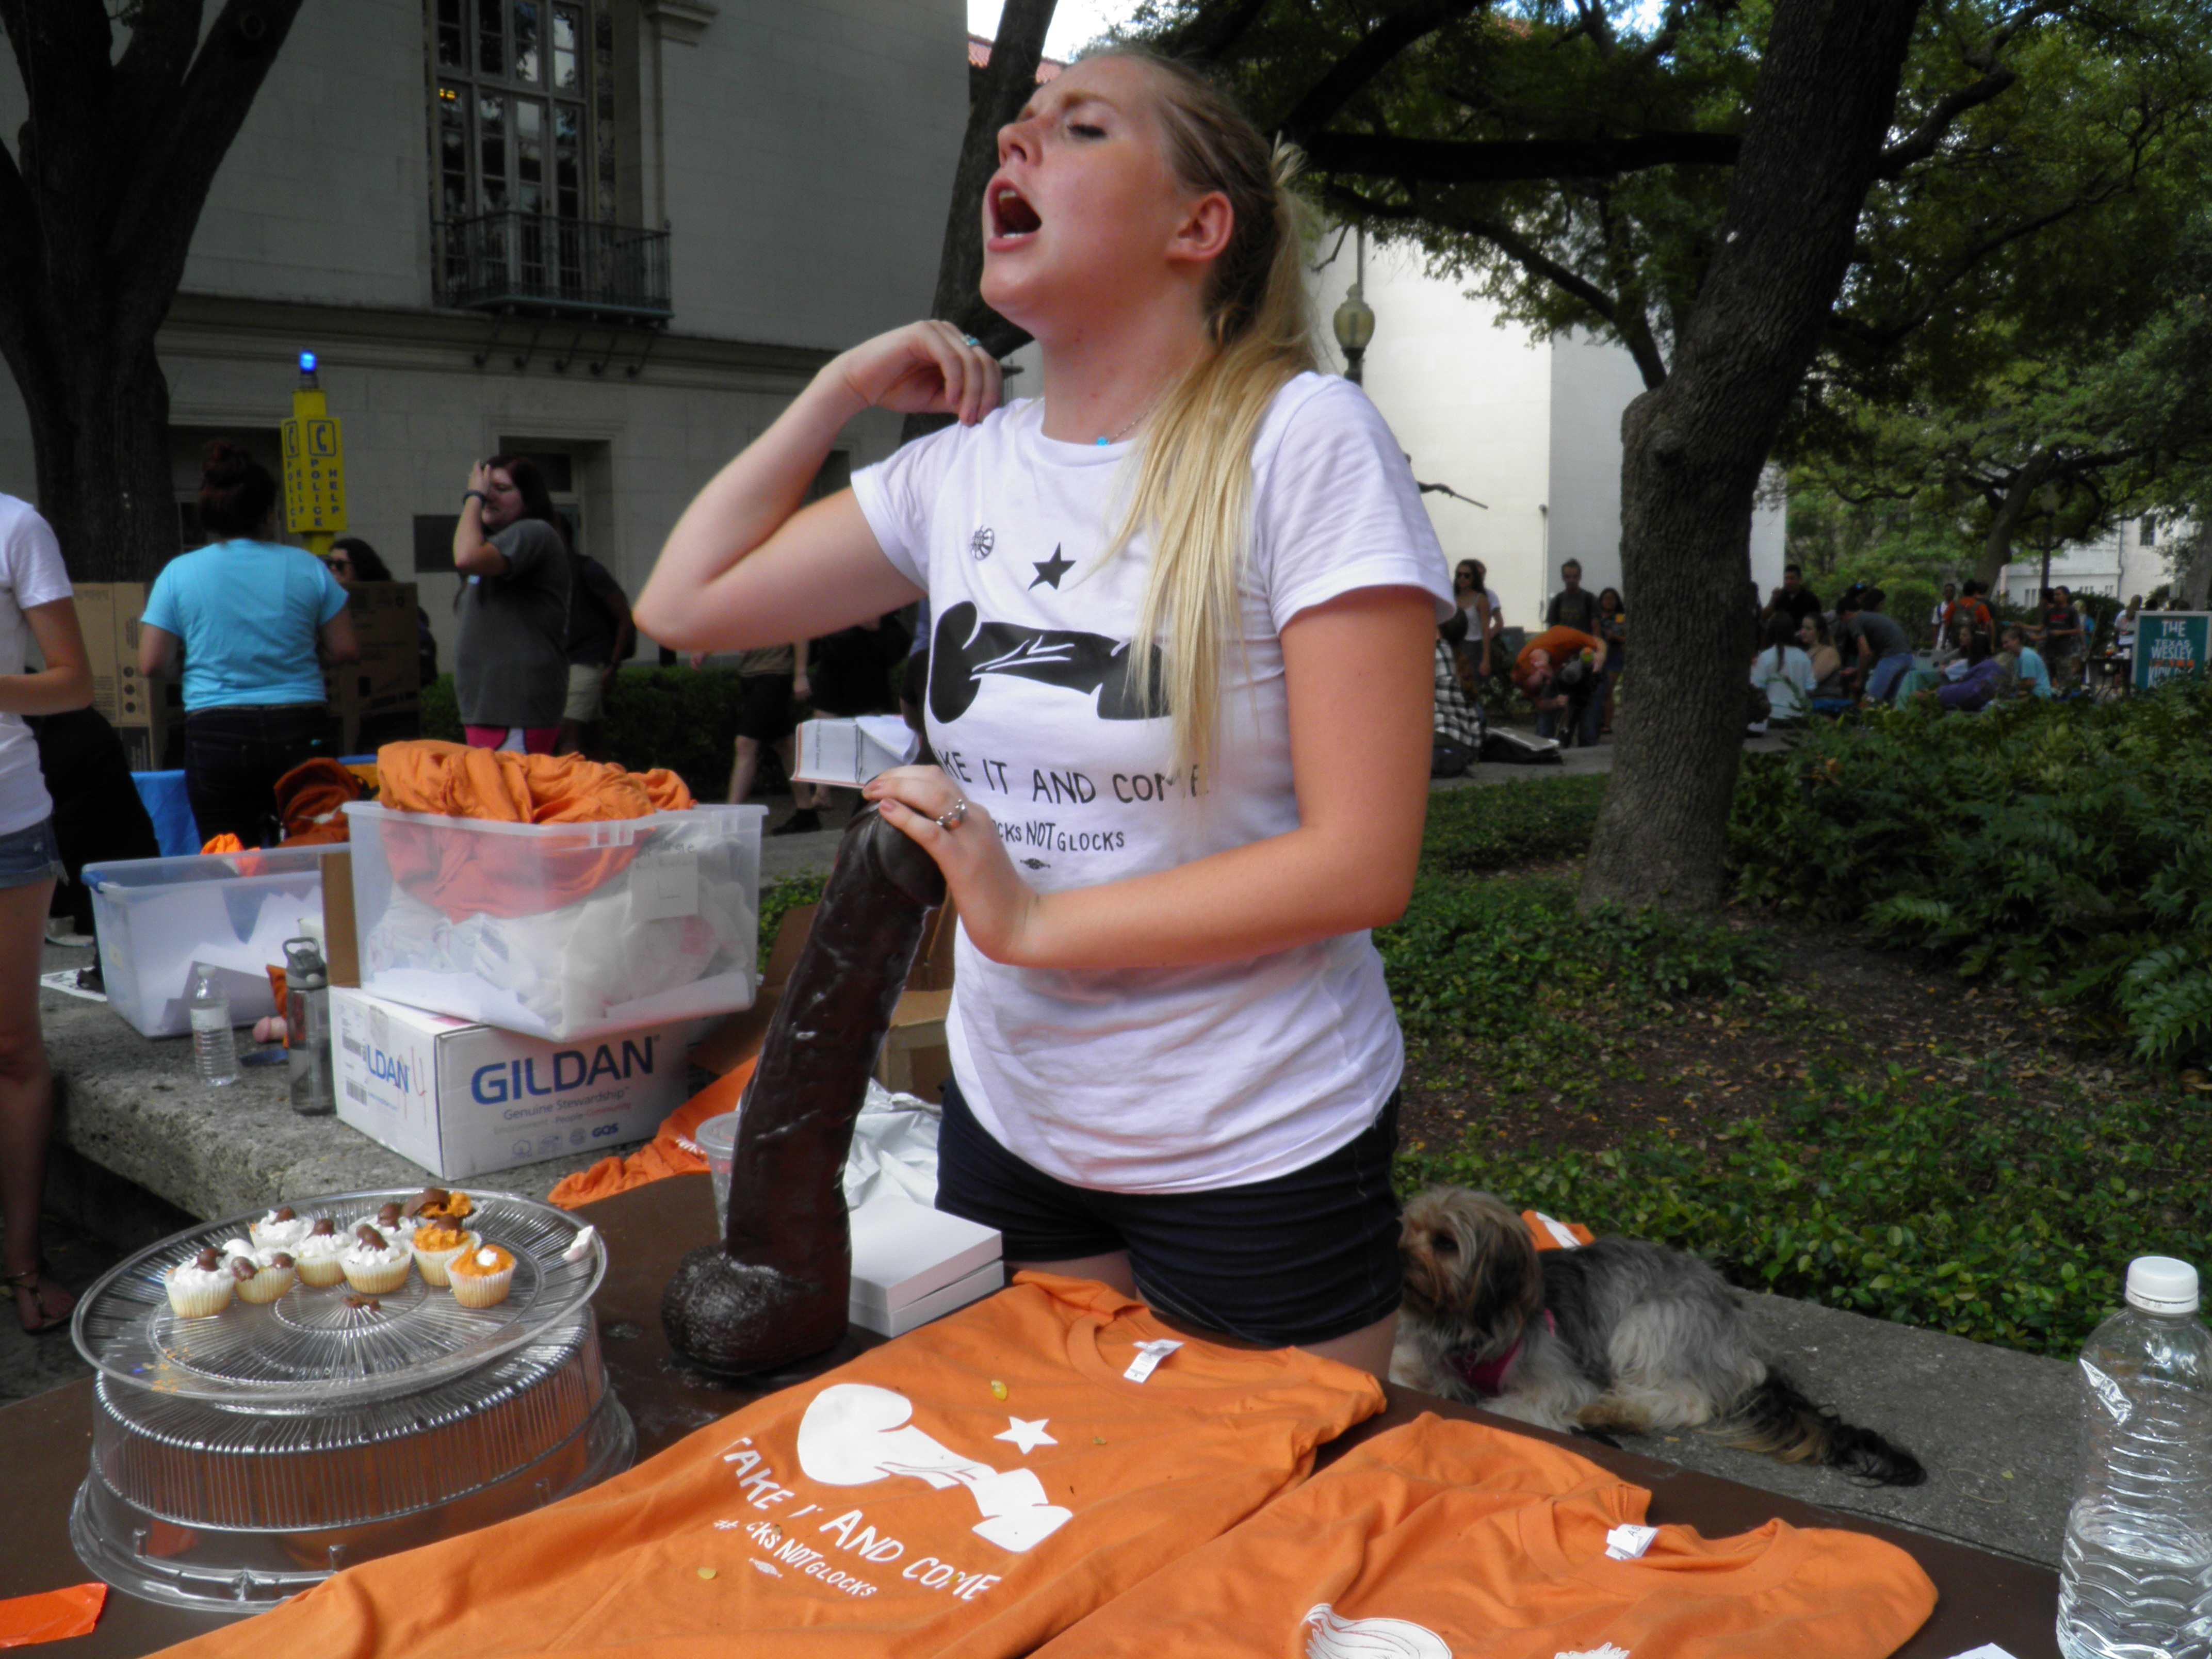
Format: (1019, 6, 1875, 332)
(1391, 1187, 1926, 1487)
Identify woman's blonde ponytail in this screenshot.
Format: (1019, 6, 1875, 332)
(1094, 55, 1318, 777)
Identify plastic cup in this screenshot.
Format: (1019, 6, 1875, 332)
(695, 1112, 740, 1237)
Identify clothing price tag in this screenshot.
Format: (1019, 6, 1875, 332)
(1603, 1523, 1658, 1560)
(1123, 1339, 1182, 1384)
(630, 852, 700, 922)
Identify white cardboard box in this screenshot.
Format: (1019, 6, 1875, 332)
(849, 1194, 1001, 1314)
(791, 716, 920, 788)
(332, 987, 694, 1180)
(852, 1259, 1005, 1338)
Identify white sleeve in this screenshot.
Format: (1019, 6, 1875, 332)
(4, 506, 72, 612)
(1251, 379, 1454, 634)
(849, 421, 966, 592)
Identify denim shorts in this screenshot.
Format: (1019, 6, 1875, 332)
(0, 817, 64, 891)
(935, 1076, 1405, 1348)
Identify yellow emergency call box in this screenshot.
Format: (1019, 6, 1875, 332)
(281, 352, 347, 545)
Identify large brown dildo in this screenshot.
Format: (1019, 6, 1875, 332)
(661, 805, 945, 1374)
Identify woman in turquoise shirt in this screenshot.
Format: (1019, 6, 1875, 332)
(139, 442, 357, 846)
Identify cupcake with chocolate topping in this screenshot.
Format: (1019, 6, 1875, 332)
(352, 1200, 420, 1248)
(340, 1224, 412, 1295)
(402, 1185, 475, 1226)
(248, 1205, 315, 1253)
(447, 1243, 516, 1309)
(292, 1217, 350, 1287)
(165, 1247, 236, 1318)
(410, 1217, 480, 1288)
(220, 1238, 299, 1304)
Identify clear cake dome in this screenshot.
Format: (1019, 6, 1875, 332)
(71, 1187, 633, 1611)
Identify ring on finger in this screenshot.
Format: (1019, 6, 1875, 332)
(934, 799, 968, 831)
(962, 334, 981, 347)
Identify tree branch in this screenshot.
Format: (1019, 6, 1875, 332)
(1276, 0, 1485, 138)
(1322, 179, 1668, 387)
(1156, 0, 1273, 65)
(107, 0, 306, 341)
(1300, 127, 1741, 184)
(1873, 65, 2019, 177)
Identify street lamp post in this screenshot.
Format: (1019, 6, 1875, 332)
(1332, 225, 1375, 384)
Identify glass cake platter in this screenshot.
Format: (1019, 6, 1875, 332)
(73, 1186, 606, 1410)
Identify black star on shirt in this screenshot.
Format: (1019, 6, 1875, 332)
(1029, 545, 1075, 591)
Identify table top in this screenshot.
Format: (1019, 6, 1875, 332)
(4, 1176, 2058, 1658)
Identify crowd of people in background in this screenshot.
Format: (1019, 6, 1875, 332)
(1746, 563, 2172, 729)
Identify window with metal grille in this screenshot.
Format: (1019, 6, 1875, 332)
(430, 1, 668, 319)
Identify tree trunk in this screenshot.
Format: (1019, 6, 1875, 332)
(1974, 450, 2055, 591)
(899, 0, 1054, 450)
(24, 336, 177, 583)
(1581, 0, 1923, 913)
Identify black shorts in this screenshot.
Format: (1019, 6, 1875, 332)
(733, 672, 796, 744)
(934, 1076, 1404, 1347)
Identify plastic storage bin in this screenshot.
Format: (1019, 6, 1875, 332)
(85, 847, 328, 1038)
(345, 801, 765, 1042)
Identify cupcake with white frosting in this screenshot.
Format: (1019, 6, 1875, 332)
(340, 1224, 412, 1295)
(291, 1217, 350, 1287)
(352, 1200, 420, 1248)
(248, 1206, 315, 1253)
(165, 1247, 236, 1319)
(220, 1239, 298, 1305)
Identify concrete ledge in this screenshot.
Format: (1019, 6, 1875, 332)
(1608, 1290, 2078, 1568)
(41, 946, 634, 1233)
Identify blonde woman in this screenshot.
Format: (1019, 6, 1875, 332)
(639, 53, 1448, 1375)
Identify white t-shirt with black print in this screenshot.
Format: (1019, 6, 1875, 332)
(852, 373, 1452, 1193)
(0, 495, 73, 836)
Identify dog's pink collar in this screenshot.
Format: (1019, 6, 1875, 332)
(1450, 1309, 1555, 1398)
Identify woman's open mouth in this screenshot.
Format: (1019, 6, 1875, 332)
(988, 182, 1042, 243)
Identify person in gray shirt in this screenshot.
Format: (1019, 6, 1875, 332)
(453, 454, 573, 751)
(1835, 587, 1914, 705)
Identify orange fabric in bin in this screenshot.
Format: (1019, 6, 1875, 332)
(371, 741, 696, 920)
(274, 758, 367, 847)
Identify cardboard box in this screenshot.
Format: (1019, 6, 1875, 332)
(848, 1195, 1001, 1336)
(332, 986, 694, 1180)
(323, 582, 420, 752)
(75, 582, 179, 771)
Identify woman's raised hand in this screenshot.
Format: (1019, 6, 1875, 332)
(829, 322, 1004, 427)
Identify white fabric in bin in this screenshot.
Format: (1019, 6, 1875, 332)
(362, 875, 754, 1040)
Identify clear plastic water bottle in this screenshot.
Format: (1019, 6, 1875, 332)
(186, 964, 238, 1088)
(2057, 1256, 2212, 1659)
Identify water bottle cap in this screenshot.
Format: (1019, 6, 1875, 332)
(2125, 1256, 2200, 1314)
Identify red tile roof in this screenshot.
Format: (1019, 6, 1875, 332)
(968, 33, 1064, 81)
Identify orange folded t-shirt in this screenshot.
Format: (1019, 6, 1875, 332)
(546, 1058, 756, 1209)
(147, 1276, 1382, 1659)
(370, 740, 696, 920)
(0, 1583, 105, 1648)
(1035, 1413, 1937, 1659)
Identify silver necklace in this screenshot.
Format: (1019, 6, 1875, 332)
(1095, 378, 1175, 446)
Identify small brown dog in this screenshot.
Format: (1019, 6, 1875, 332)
(1392, 1187, 1924, 1486)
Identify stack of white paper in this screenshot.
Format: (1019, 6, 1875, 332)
(792, 717, 921, 787)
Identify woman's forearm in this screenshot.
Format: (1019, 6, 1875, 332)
(987, 823, 1416, 972)
(0, 664, 92, 717)
(636, 375, 865, 641)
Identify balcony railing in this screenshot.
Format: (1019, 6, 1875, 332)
(435, 211, 672, 322)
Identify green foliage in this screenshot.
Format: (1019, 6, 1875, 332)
(1729, 678, 2212, 1063)
(1420, 774, 1606, 873)
(421, 675, 460, 741)
(1400, 1064, 2212, 1357)
(758, 872, 827, 962)
(1379, 874, 1768, 1057)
